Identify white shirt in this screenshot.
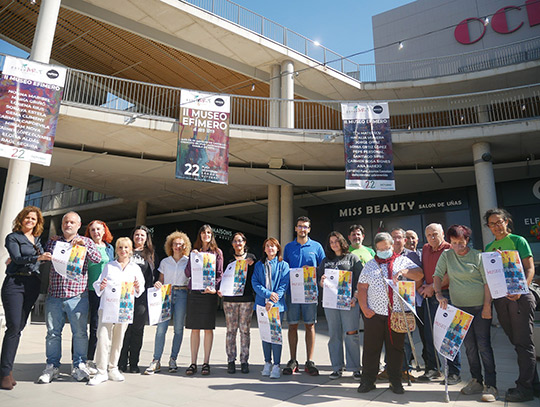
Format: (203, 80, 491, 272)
(358, 256, 417, 316)
(158, 255, 189, 286)
(93, 259, 145, 310)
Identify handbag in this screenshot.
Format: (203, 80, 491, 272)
(389, 310, 416, 333)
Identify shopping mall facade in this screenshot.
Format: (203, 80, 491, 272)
(0, 0, 539, 263)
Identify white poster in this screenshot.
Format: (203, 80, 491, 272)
(256, 305, 282, 344)
(433, 304, 473, 361)
(220, 260, 248, 296)
(147, 284, 172, 325)
(289, 266, 318, 304)
(385, 279, 419, 318)
(51, 242, 87, 281)
(482, 251, 529, 299)
(190, 252, 216, 290)
(322, 269, 352, 310)
(101, 281, 135, 324)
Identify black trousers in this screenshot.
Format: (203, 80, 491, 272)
(119, 292, 148, 368)
(0, 274, 40, 376)
(361, 313, 405, 386)
(494, 294, 539, 392)
(87, 290, 100, 361)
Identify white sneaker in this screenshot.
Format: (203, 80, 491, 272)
(87, 373, 108, 386)
(461, 378, 484, 395)
(72, 362, 90, 382)
(108, 368, 125, 382)
(270, 364, 281, 379)
(168, 358, 178, 373)
(38, 364, 59, 384)
(481, 385, 498, 402)
(86, 360, 98, 375)
(144, 359, 161, 375)
(261, 362, 272, 376)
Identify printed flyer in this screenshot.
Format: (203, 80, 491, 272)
(256, 304, 282, 345)
(385, 279, 419, 318)
(101, 281, 135, 324)
(322, 269, 353, 310)
(51, 241, 87, 282)
(220, 259, 248, 296)
(147, 284, 172, 325)
(190, 251, 216, 290)
(482, 250, 529, 299)
(433, 304, 473, 361)
(290, 266, 318, 304)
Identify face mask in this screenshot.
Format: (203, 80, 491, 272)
(377, 249, 393, 259)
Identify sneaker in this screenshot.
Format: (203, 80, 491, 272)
(390, 382, 405, 394)
(461, 378, 484, 395)
(168, 358, 178, 373)
(417, 369, 441, 382)
(227, 362, 236, 374)
(86, 361, 98, 375)
(72, 363, 90, 382)
(329, 370, 342, 380)
(353, 370, 362, 381)
(87, 373, 108, 386)
(37, 364, 59, 384)
(144, 360, 161, 375)
(305, 360, 319, 376)
(240, 362, 249, 374)
(481, 385, 498, 402)
(129, 365, 140, 374)
(357, 382, 376, 393)
(108, 368, 125, 382)
(445, 374, 462, 386)
(282, 359, 298, 375)
(261, 362, 272, 376)
(505, 387, 534, 402)
(270, 365, 281, 379)
(402, 370, 416, 383)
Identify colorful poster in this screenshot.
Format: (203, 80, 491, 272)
(51, 241, 87, 282)
(482, 250, 529, 299)
(256, 305, 282, 344)
(341, 102, 395, 190)
(190, 251, 216, 290)
(101, 281, 135, 324)
(0, 56, 67, 166)
(385, 279, 419, 318)
(176, 90, 230, 184)
(290, 266, 318, 304)
(147, 284, 172, 325)
(323, 269, 352, 310)
(433, 304, 473, 361)
(220, 260, 248, 296)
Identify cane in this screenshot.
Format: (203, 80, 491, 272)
(425, 298, 442, 374)
(398, 298, 420, 386)
(443, 357, 450, 403)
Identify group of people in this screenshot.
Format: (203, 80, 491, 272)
(0, 207, 538, 403)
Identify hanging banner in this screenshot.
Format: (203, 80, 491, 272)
(341, 102, 395, 190)
(147, 284, 172, 325)
(290, 266, 318, 304)
(220, 260, 248, 296)
(482, 250, 529, 299)
(433, 304, 473, 361)
(101, 281, 135, 324)
(190, 251, 216, 290)
(0, 56, 67, 166)
(256, 305, 282, 344)
(322, 269, 352, 310)
(51, 242, 87, 282)
(176, 90, 230, 184)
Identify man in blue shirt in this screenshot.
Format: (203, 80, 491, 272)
(283, 216, 325, 376)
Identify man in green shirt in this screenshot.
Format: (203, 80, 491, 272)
(348, 225, 375, 266)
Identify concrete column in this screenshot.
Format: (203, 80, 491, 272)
(280, 185, 294, 246)
(136, 201, 148, 226)
(280, 60, 294, 129)
(267, 185, 280, 239)
(473, 142, 498, 246)
(0, 0, 62, 319)
(269, 64, 281, 128)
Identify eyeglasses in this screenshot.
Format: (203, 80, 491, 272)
(296, 225, 310, 230)
(487, 219, 506, 228)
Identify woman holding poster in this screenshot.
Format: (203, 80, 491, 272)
(252, 237, 290, 379)
(1, 206, 51, 390)
(220, 232, 257, 374)
(484, 209, 539, 402)
(184, 225, 223, 376)
(88, 238, 145, 386)
(433, 225, 498, 402)
(317, 231, 363, 381)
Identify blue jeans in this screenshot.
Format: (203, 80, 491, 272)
(153, 289, 187, 361)
(423, 294, 461, 375)
(262, 311, 283, 365)
(45, 293, 89, 367)
(324, 305, 361, 372)
(461, 305, 496, 387)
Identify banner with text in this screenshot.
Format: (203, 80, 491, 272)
(0, 56, 66, 166)
(176, 90, 230, 184)
(341, 102, 394, 190)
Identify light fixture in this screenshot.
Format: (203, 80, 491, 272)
(251, 83, 255, 92)
(484, 17, 489, 26)
(398, 42, 404, 50)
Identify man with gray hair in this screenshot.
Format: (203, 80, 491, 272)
(38, 212, 101, 384)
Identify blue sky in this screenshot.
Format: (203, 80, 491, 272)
(0, 0, 414, 64)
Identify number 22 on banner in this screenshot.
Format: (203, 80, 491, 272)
(184, 163, 200, 177)
(364, 180, 376, 189)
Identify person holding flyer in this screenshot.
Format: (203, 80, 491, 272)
(484, 209, 539, 402)
(88, 238, 145, 385)
(184, 225, 223, 376)
(317, 231, 363, 380)
(219, 232, 257, 374)
(144, 231, 191, 375)
(38, 211, 101, 384)
(252, 237, 290, 379)
(434, 225, 498, 402)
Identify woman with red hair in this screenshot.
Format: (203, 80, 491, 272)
(84, 220, 114, 370)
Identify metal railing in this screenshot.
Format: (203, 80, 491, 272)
(25, 188, 115, 212)
(62, 67, 540, 132)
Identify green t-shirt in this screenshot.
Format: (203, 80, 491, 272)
(349, 245, 375, 265)
(433, 248, 487, 307)
(485, 234, 533, 259)
(87, 245, 110, 291)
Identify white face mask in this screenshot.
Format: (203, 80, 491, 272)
(377, 249, 393, 259)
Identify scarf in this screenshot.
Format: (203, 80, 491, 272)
(375, 252, 400, 340)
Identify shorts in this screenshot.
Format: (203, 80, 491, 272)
(286, 296, 317, 325)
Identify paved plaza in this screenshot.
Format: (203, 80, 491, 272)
(0, 313, 539, 407)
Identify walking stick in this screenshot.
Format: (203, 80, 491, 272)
(398, 298, 420, 386)
(425, 298, 442, 374)
(443, 357, 450, 403)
